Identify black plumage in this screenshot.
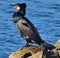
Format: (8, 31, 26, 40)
(11, 3, 55, 50)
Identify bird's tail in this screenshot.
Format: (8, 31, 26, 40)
(41, 42, 55, 50)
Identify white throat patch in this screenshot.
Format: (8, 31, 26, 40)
(16, 7, 20, 10)
(15, 6, 20, 10)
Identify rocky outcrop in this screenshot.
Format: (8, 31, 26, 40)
(9, 39, 60, 58)
(9, 46, 44, 58)
(55, 39, 60, 55)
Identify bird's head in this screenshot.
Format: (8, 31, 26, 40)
(10, 3, 26, 11)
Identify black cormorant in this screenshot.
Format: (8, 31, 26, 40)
(10, 3, 55, 50)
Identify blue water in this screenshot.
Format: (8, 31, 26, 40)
(0, 0, 60, 58)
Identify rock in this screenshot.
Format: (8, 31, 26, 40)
(43, 49, 60, 58)
(9, 46, 44, 58)
(55, 39, 60, 56)
(28, 51, 43, 58)
(9, 39, 60, 58)
(55, 39, 60, 49)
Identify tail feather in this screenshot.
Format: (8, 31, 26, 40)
(41, 42, 55, 50)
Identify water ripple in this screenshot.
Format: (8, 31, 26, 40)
(0, 0, 60, 58)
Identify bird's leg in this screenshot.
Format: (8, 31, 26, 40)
(25, 41, 31, 46)
(20, 42, 30, 50)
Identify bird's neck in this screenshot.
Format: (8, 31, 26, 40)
(13, 9, 26, 23)
(13, 8, 26, 18)
(13, 11, 25, 18)
(19, 9, 26, 16)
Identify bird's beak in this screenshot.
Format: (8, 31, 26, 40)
(10, 4, 20, 10)
(10, 4, 16, 6)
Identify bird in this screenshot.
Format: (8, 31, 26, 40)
(10, 3, 55, 50)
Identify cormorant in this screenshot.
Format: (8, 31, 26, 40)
(10, 3, 55, 50)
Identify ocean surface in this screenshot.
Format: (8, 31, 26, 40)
(0, 0, 60, 58)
